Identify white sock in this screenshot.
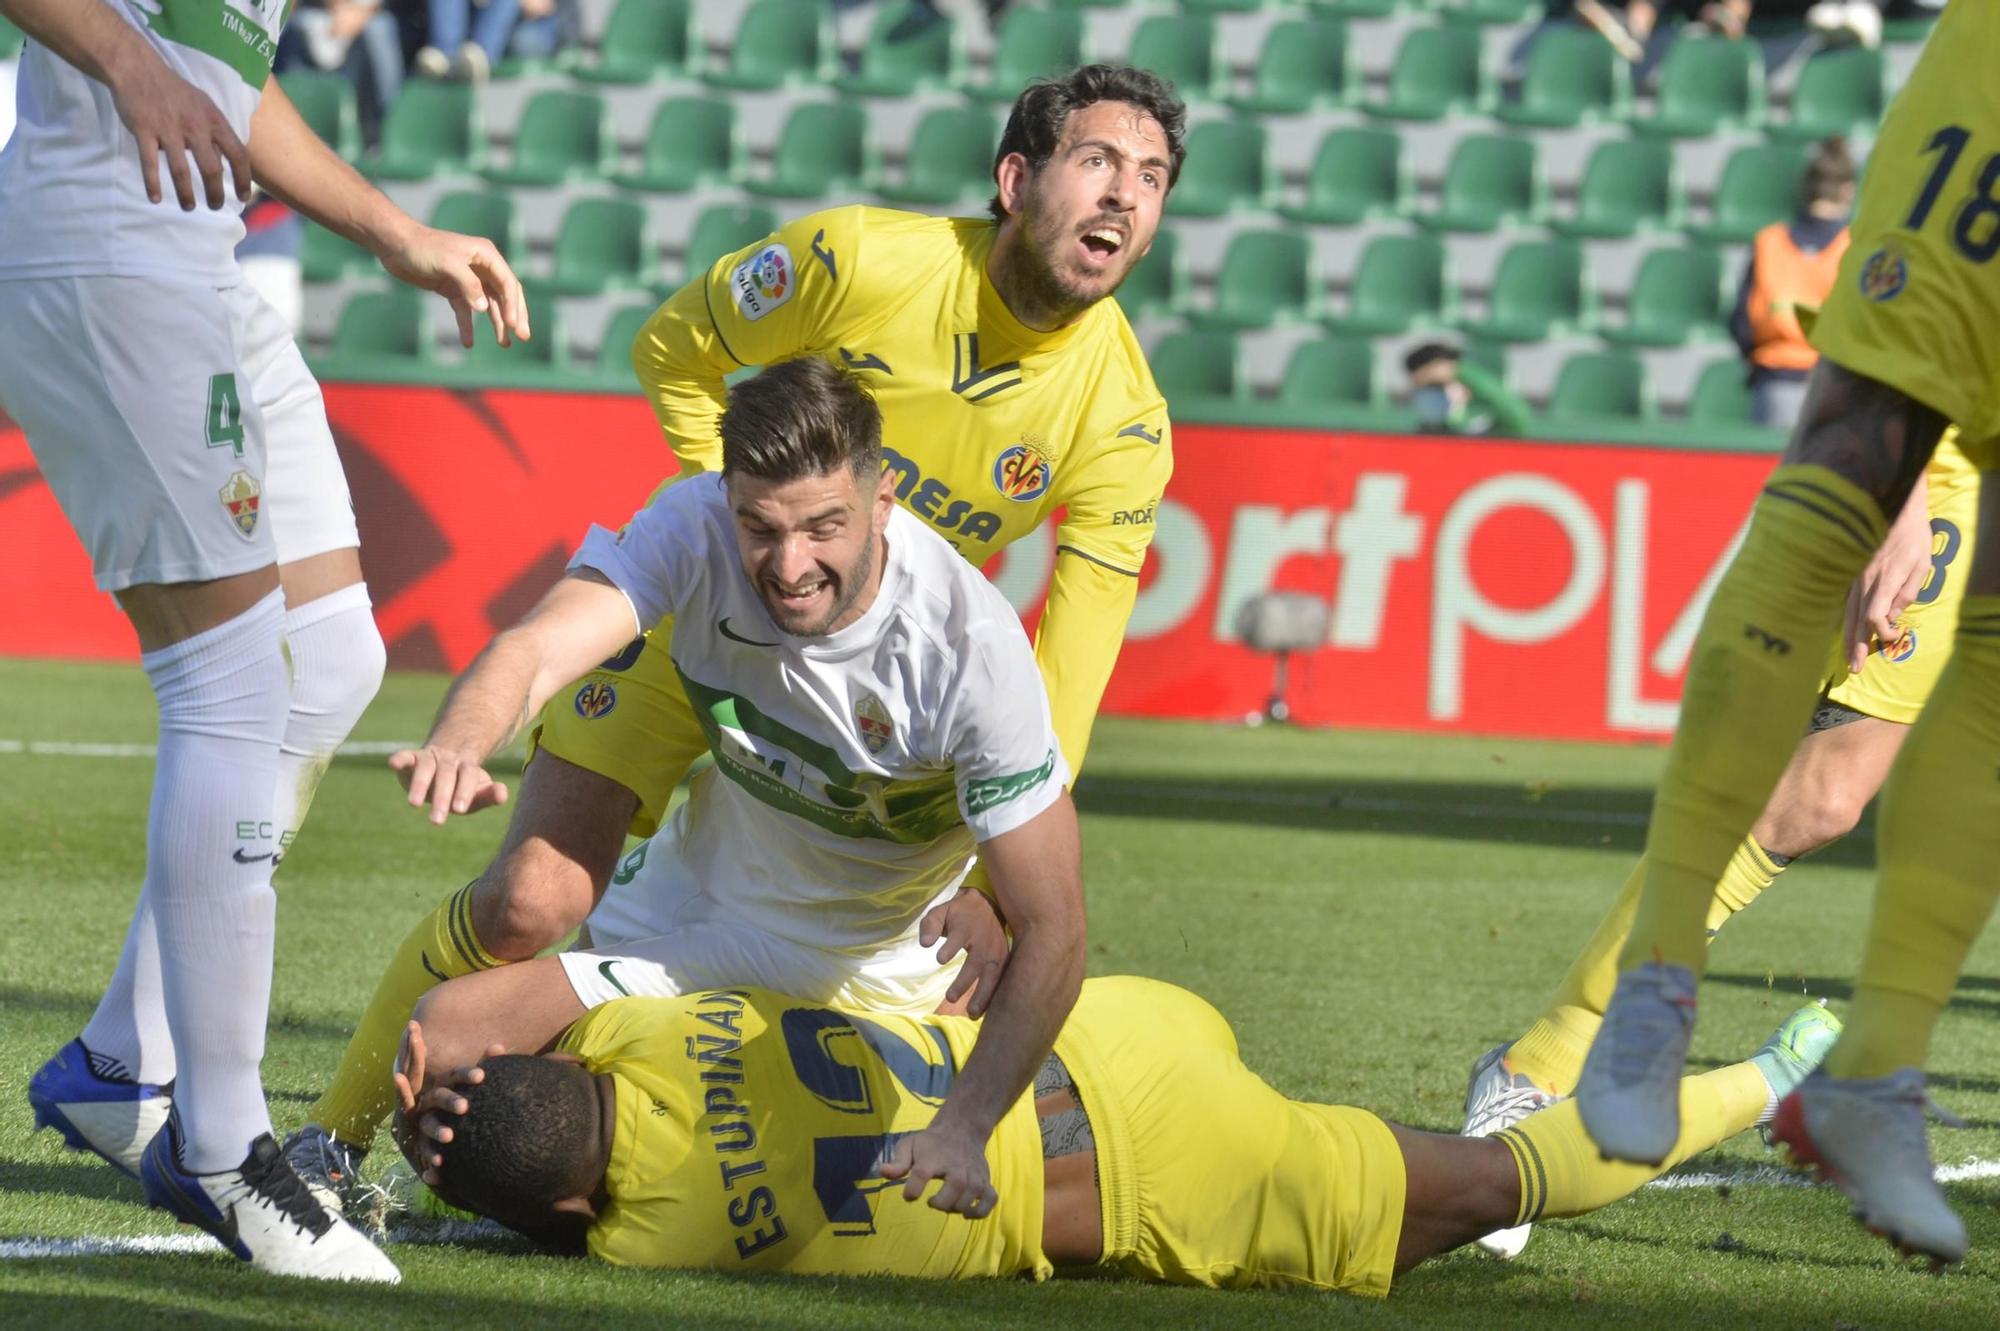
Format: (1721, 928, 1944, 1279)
(142, 589, 293, 1172)
(271, 582, 386, 854)
(80, 896, 173, 1084)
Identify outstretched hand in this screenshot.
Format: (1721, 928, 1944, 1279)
(378, 223, 532, 350)
(876, 1122, 997, 1218)
(389, 745, 510, 824)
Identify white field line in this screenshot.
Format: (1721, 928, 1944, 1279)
(0, 739, 415, 758)
(1646, 1157, 2000, 1192)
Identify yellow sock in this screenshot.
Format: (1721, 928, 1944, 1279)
(1496, 1061, 1769, 1225)
(1624, 465, 1884, 974)
(310, 883, 500, 1145)
(1510, 838, 1785, 1093)
(1829, 608, 2000, 1079)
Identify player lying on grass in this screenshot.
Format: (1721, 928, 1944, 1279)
(389, 977, 1840, 1295)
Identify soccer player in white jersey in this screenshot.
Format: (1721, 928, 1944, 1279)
(390, 357, 1086, 1217)
(3, 0, 529, 1283)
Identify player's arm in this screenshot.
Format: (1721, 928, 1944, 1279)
(247, 80, 528, 349)
(0, 0, 250, 210)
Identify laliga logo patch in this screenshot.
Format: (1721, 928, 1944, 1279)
(992, 441, 1053, 503)
(731, 243, 793, 322)
(219, 469, 262, 539)
(1859, 246, 1908, 303)
(1881, 629, 1918, 664)
(855, 693, 894, 755)
(574, 680, 618, 719)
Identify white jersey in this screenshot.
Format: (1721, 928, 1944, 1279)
(0, 0, 285, 282)
(571, 473, 1069, 954)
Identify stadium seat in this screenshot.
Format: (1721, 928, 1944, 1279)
(1280, 337, 1379, 407)
(965, 8, 1083, 102)
(612, 96, 738, 193)
(746, 101, 872, 199)
(1601, 246, 1725, 347)
(1497, 24, 1628, 128)
(1689, 143, 1807, 243)
(301, 222, 375, 285)
(1126, 14, 1222, 102)
(548, 198, 654, 296)
(835, 2, 959, 96)
(1309, 0, 1398, 17)
(463, 280, 566, 370)
(279, 70, 360, 160)
(1366, 25, 1486, 122)
(1554, 137, 1678, 238)
(368, 81, 480, 180)
(875, 106, 996, 205)
(1688, 358, 1754, 423)
(428, 191, 522, 260)
(1772, 46, 1886, 142)
(480, 90, 611, 187)
(1180, 0, 1263, 12)
(1168, 120, 1271, 217)
(593, 303, 657, 388)
(1421, 133, 1544, 233)
(1444, 0, 1536, 22)
(1629, 35, 1765, 137)
(704, 0, 829, 91)
(1548, 351, 1650, 421)
(0, 16, 20, 58)
(1459, 239, 1589, 342)
(1190, 230, 1316, 330)
(1278, 126, 1406, 225)
(1148, 329, 1241, 400)
(332, 289, 430, 363)
(682, 204, 782, 281)
(1116, 228, 1186, 320)
(573, 0, 693, 84)
(1230, 18, 1351, 114)
(1325, 234, 1451, 336)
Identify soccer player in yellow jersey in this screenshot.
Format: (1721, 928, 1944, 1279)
(1576, 0, 2000, 1261)
(289, 65, 1185, 1198)
(391, 978, 1839, 1294)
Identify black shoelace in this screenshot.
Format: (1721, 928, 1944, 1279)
(240, 1135, 336, 1239)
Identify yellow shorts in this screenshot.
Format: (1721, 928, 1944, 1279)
(530, 618, 705, 839)
(1812, 0, 2000, 444)
(1055, 978, 1407, 1298)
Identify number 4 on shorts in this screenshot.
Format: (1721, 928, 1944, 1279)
(205, 372, 245, 456)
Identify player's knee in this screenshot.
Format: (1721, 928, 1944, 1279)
(1765, 774, 1870, 857)
(289, 584, 387, 729)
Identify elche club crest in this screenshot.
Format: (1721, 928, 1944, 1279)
(993, 436, 1053, 503)
(219, 469, 262, 539)
(854, 692, 894, 754)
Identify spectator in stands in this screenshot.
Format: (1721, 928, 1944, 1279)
(413, 0, 578, 82)
(275, 0, 404, 150)
(1568, 0, 1754, 63)
(1729, 136, 1856, 430)
(1404, 343, 1531, 439)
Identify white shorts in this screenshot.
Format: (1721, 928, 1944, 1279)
(559, 830, 961, 1016)
(0, 274, 359, 592)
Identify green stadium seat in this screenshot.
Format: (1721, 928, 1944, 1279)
(1279, 126, 1406, 225)
(593, 303, 658, 388)
(428, 190, 522, 260)
(332, 289, 430, 363)
(278, 70, 360, 160)
(1688, 358, 1754, 423)
(463, 280, 566, 370)
(1230, 18, 1351, 114)
(549, 199, 654, 296)
(966, 9, 1083, 102)
(301, 223, 375, 285)
(1421, 133, 1544, 233)
(1459, 239, 1589, 342)
(1554, 137, 1678, 238)
(1149, 329, 1241, 400)
(1445, 0, 1536, 22)
(876, 107, 996, 205)
(1309, 0, 1398, 17)
(480, 90, 611, 187)
(836, 2, 959, 96)
(1326, 234, 1451, 336)
(746, 101, 872, 199)
(1167, 120, 1270, 217)
(574, 0, 693, 84)
(1548, 351, 1650, 421)
(0, 16, 21, 58)
(705, 0, 828, 91)
(1190, 231, 1315, 331)
(1497, 24, 1628, 128)
(1602, 246, 1725, 347)
(1127, 14, 1222, 101)
(1772, 46, 1886, 143)
(1115, 228, 1186, 320)
(612, 96, 738, 193)
(1181, 0, 1263, 11)
(682, 204, 782, 282)
(1629, 35, 1765, 137)
(368, 81, 480, 180)
(1280, 337, 1379, 408)
(1690, 143, 1807, 243)
(1366, 25, 1486, 122)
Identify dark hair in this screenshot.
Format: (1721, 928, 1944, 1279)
(1403, 342, 1462, 376)
(719, 357, 883, 483)
(988, 64, 1189, 223)
(429, 1055, 601, 1252)
(1803, 135, 1857, 207)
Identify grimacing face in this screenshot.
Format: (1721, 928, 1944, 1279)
(726, 464, 895, 638)
(1012, 99, 1171, 310)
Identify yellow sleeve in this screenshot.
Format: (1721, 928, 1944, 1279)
(630, 207, 867, 476)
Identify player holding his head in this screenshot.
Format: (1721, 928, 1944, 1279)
(292, 64, 1185, 1191)
(1572, 0, 2000, 1261)
(6, 0, 529, 1283)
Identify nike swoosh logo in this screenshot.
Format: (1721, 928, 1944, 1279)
(599, 960, 632, 997)
(232, 849, 277, 864)
(719, 617, 780, 648)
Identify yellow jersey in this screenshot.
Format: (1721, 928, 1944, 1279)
(633, 205, 1173, 773)
(560, 989, 1051, 1279)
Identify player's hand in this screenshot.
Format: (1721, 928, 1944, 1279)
(392, 1022, 503, 1183)
(108, 50, 251, 211)
(378, 223, 531, 350)
(1843, 513, 1934, 673)
(389, 745, 510, 824)
(922, 886, 1011, 1019)
(877, 1122, 997, 1218)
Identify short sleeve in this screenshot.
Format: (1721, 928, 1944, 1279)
(946, 600, 1073, 841)
(567, 478, 715, 630)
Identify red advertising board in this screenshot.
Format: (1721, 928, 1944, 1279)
(0, 388, 1777, 743)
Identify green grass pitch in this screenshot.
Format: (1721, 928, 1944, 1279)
(3, 658, 1998, 1329)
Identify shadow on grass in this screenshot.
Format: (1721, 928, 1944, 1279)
(1707, 972, 2000, 1020)
(0, 1158, 143, 1205)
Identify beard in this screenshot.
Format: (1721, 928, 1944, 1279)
(1012, 197, 1124, 323)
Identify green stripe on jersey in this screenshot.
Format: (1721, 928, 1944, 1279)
(142, 0, 281, 90)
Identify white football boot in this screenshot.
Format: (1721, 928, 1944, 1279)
(1461, 1043, 1561, 1258)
